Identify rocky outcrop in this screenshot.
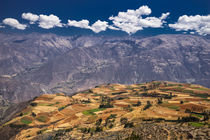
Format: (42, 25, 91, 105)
(89, 123, 210, 140)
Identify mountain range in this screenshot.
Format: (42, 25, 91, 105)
(0, 33, 210, 103)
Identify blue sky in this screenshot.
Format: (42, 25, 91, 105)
(0, 0, 209, 36)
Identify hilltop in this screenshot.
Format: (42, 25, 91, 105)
(0, 81, 210, 140)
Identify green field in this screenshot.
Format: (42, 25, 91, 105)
(189, 122, 204, 127)
(192, 114, 203, 118)
(21, 118, 32, 124)
(168, 106, 179, 110)
(36, 116, 47, 122)
(83, 108, 106, 115)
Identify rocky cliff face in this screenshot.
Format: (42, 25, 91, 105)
(0, 33, 209, 102)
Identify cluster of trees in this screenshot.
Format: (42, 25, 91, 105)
(140, 92, 176, 99)
(104, 114, 116, 129)
(99, 96, 113, 108)
(80, 126, 102, 134)
(148, 82, 161, 90)
(177, 116, 199, 122)
(163, 92, 177, 99)
(185, 109, 210, 121)
(81, 98, 91, 104)
(80, 114, 117, 135)
(120, 117, 134, 128)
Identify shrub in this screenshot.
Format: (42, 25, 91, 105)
(58, 104, 70, 111)
(80, 128, 88, 133)
(120, 117, 128, 125)
(95, 126, 102, 132)
(19, 112, 23, 116)
(112, 91, 126, 95)
(58, 106, 66, 111)
(9, 123, 27, 128)
(157, 98, 163, 104)
(180, 116, 199, 122)
(133, 100, 141, 106)
(124, 122, 134, 128)
(31, 112, 36, 117)
(143, 101, 152, 110)
(30, 102, 38, 106)
(108, 114, 117, 119)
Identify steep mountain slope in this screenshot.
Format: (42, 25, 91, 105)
(0, 34, 210, 102)
(0, 33, 74, 75)
(0, 81, 209, 140)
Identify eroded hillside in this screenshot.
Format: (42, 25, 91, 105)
(0, 81, 210, 140)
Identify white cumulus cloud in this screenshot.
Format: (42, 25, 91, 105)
(22, 13, 63, 29)
(109, 5, 169, 34)
(90, 20, 109, 33)
(160, 12, 170, 20)
(2, 18, 27, 30)
(108, 25, 120, 30)
(67, 19, 90, 29)
(169, 15, 210, 35)
(39, 14, 63, 29)
(22, 13, 39, 24)
(67, 19, 108, 33)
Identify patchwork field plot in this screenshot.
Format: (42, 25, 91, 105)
(1, 81, 210, 140)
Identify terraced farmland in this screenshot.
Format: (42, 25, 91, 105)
(0, 81, 210, 140)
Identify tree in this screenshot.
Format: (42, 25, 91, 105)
(32, 112, 36, 117)
(141, 86, 147, 91)
(203, 111, 209, 121)
(143, 101, 152, 110)
(95, 118, 102, 126)
(136, 100, 141, 106)
(120, 117, 134, 128)
(120, 117, 128, 125)
(157, 98, 163, 104)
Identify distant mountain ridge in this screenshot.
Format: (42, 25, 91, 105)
(0, 33, 210, 103)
